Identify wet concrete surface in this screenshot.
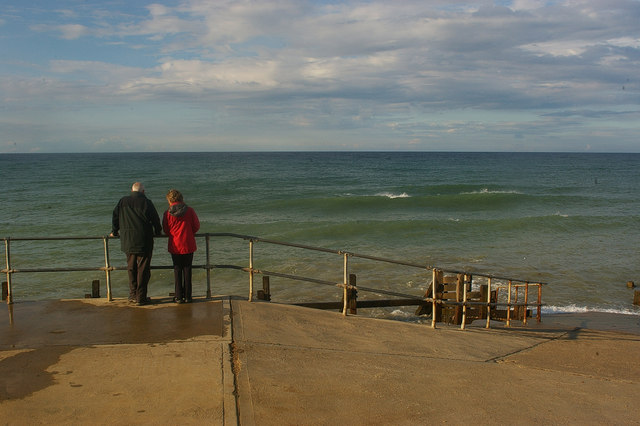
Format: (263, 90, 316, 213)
(1, 297, 225, 348)
(1, 298, 232, 425)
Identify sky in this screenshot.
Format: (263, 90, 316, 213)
(1, 0, 639, 153)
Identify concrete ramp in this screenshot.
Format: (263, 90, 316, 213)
(2, 298, 640, 425)
(231, 301, 640, 425)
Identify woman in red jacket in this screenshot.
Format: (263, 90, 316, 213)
(162, 189, 200, 303)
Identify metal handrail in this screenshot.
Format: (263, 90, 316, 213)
(2, 233, 545, 329)
(216, 233, 548, 284)
(2, 232, 548, 283)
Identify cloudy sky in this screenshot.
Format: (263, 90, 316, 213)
(1, 0, 639, 152)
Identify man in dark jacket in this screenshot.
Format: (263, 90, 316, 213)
(110, 182, 162, 305)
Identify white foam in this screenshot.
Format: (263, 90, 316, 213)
(543, 304, 640, 316)
(461, 188, 522, 195)
(389, 309, 413, 318)
(377, 192, 410, 199)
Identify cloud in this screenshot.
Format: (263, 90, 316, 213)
(58, 23, 89, 39)
(2, 0, 640, 152)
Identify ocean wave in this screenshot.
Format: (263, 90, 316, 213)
(460, 188, 522, 195)
(266, 188, 540, 214)
(375, 192, 410, 199)
(389, 309, 414, 318)
(543, 304, 640, 316)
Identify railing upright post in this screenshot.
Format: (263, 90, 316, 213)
(537, 283, 542, 323)
(431, 268, 437, 329)
(460, 276, 468, 330)
(249, 239, 254, 302)
(206, 234, 212, 299)
(103, 236, 113, 301)
(485, 277, 492, 329)
(506, 280, 512, 327)
(523, 281, 529, 325)
(342, 252, 349, 316)
(5, 238, 13, 305)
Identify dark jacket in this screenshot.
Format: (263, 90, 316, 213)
(112, 191, 162, 254)
(163, 202, 200, 254)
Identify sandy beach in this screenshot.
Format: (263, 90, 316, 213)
(1, 298, 639, 425)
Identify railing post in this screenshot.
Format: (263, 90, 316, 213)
(485, 277, 492, 329)
(514, 283, 520, 320)
(206, 234, 212, 299)
(103, 235, 113, 301)
(460, 275, 468, 330)
(4, 237, 12, 305)
(537, 283, 542, 323)
(248, 239, 254, 302)
(342, 253, 349, 316)
(506, 280, 512, 327)
(431, 268, 437, 329)
(523, 281, 529, 325)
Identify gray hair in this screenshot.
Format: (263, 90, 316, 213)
(131, 182, 145, 192)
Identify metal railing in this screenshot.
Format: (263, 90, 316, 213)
(2, 233, 545, 329)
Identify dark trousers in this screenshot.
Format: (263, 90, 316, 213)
(126, 252, 152, 303)
(172, 253, 194, 301)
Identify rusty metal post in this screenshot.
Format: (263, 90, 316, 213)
(205, 234, 212, 299)
(249, 239, 254, 302)
(257, 276, 271, 301)
(103, 235, 113, 301)
(348, 273, 357, 314)
(537, 283, 542, 322)
(342, 253, 349, 316)
(4, 237, 13, 305)
(91, 280, 100, 298)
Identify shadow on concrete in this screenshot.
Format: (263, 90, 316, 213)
(0, 346, 71, 400)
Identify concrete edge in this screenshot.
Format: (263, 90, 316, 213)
(219, 297, 238, 426)
(229, 300, 256, 426)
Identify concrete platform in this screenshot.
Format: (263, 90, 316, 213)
(1, 297, 234, 425)
(2, 297, 640, 425)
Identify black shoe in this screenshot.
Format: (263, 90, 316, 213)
(175, 298, 183, 304)
(137, 297, 152, 306)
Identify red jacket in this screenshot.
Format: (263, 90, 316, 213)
(162, 203, 200, 254)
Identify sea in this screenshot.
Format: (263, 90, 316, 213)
(1, 152, 639, 320)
